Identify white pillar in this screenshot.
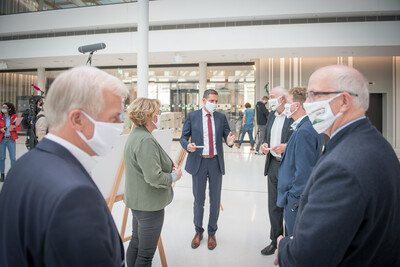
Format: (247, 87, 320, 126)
(199, 62, 207, 105)
(37, 67, 45, 95)
(137, 0, 149, 98)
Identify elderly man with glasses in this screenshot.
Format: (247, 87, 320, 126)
(274, 65, 400, 266)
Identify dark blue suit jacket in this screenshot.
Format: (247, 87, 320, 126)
(180, 109, 231, 175)
(278, 118, 400, 266)
(277, 116, 324, 207)
(263, 111, 294, 176)
(0, 138, 124, 267)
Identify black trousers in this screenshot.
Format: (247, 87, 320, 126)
(267, 157, 284, 246)
(126, 209, 164, 267)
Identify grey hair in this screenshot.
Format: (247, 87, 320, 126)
(334, 66, 369, 111)
(314, 65, 369, 111)
(272, 86, 289, 98)
(44, 66, 128, 130)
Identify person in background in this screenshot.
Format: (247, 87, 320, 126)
(236, 102, 256, 150)
(180, 89, 235, 250)
(35, 99, 48, 142)
(260, 86, 294, 256)
(255, 96, 269, 154)
(124, 97, 182, 267)
(0, 102, 21, 182)
(275, 65, 400, 266)
(0, 66, 127, 266)
(276, 87, 324, 236)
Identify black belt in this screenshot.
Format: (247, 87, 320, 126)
(3, 136, 10, 139)
(201, 155, 217, 159)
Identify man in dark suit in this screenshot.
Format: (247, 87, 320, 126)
(276, 87, 324, 236)
(275, 65, 400, 266)
(255, 96, 270, 154)
(260, 86, 294, 256)
(0, 66, 128, 267)
(180, 89, 235, 250)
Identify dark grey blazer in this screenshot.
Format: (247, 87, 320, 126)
(0, 139, 124, 267)
(278, 118, 400, 266)
(263, 111, 294, 176)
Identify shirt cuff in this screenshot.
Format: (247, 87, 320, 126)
(171, 172, 178, 183)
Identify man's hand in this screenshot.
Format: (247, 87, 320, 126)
(271, 143, 286, 155)
(260, 143, 269, 154)
(274, 235, 293, 266)
(187, 143, 196, 152)
(227, 132, 235, 146)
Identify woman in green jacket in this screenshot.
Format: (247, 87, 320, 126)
(124, 97, 182, 267)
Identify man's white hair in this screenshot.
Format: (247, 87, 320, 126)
(316, 65, 369, 111)
(44, 66, 128, 130)
(272, 86, 289, 98)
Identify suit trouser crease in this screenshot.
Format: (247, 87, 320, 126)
(192, 157, 222, 236)
(127, 209, 164, 267)
(256, 125, 267, 151)
(267, 157, 284, 246)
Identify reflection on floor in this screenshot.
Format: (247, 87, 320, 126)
(1, 139, 276, 267)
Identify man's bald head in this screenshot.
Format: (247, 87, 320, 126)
(309, 65, 369, 111)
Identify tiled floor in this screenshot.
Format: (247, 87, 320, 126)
(1, 139, 277, 267)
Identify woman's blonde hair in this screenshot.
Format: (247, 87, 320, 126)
(128, 98, 161, 126)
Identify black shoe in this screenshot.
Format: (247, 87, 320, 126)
(261, 243, 276, 256)
(0, 173, 4, 182)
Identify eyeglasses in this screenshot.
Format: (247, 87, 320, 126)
(306, 91, 358, 100)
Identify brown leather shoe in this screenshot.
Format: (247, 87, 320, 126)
(191, 233, 203, 249)
(207, 235, 217, 250)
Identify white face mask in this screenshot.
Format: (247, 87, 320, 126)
(268, 96, 282, 111)
(205, 101, 217, 113)
(1, 108, 7, 113)
(152, 114, 161, 129)
(303, 93, 343, 134)
(284, 103, 299, 119)
(76, 111, 123, 157)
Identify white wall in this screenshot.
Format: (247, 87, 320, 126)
(1, 21, 399, 67)
(1, 0, 399, 35)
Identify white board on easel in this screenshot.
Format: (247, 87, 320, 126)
(91, 128, 175, 200)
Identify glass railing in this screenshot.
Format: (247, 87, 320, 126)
(0, 0, 137, 15)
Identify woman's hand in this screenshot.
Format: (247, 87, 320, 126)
(0, 128, 6, 133)
(9, 125, 16, 131)
(174, 168, 182, 181)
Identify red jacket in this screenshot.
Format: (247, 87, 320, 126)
(0, 113, 21, 141)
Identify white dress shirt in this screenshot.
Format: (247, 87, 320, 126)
(45, 133, 98, 175)
(291, 115, 307, 130)
(270, 111, 286, 158)
(202, 108, 217, 156)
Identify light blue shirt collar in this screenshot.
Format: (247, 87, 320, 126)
(330, 116, 366, 139)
